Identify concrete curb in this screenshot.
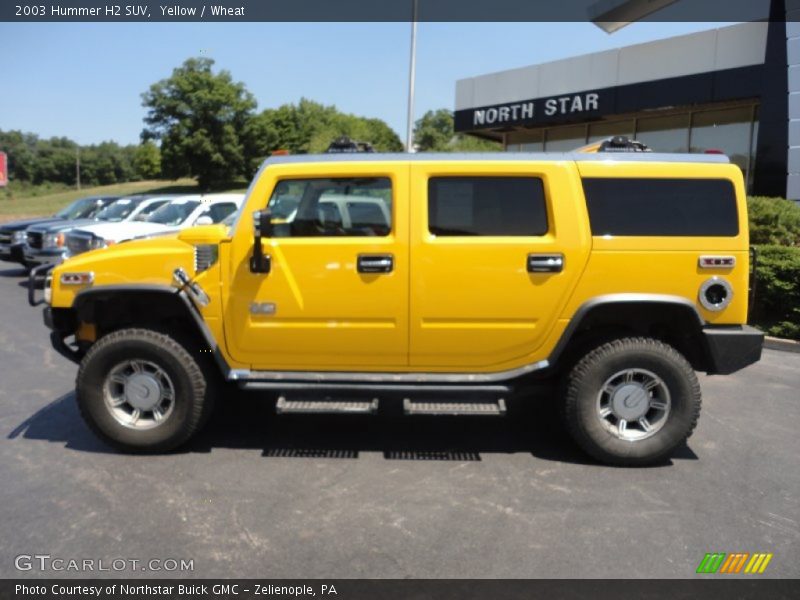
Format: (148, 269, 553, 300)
(765, 336, 800, 353)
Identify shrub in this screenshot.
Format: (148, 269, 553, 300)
(751, 245, 800, 340)
(747, 196, 800, 246)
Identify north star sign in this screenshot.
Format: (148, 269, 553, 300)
(456, 91, 605, 131)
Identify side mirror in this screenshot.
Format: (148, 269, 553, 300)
(252, 210, 273, 238)
(195, 215, 213, 226)
(250, 210, 272, 274)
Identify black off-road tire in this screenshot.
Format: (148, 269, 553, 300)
(562, 337, 701, 467)
(76, 328, 211, 453)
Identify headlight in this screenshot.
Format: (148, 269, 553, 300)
(91, 237, 107, 250)
(43, 233, 65, 248)
(12, 231, 27, 244)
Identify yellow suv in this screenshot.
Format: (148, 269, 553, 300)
(39, 152, 764, 465)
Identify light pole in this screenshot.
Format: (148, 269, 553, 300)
(405, 0, 418, 152)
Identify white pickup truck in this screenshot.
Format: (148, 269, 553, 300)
(65, 194, 244, 257)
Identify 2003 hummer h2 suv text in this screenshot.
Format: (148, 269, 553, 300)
(39, 152, 764, 465)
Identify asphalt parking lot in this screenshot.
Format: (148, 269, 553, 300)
(0, 263, 798, 580)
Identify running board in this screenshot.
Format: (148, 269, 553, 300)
(228, 360, 548, 384)
(275, 396, 379, 415)
(241, 382, 511, 395)
(403, 398, 507, 416)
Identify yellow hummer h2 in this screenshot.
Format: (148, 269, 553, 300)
(40, 152, 764, 465)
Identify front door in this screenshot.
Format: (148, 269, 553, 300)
(224, 163, 409, 370)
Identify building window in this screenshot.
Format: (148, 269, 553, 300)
(506, 130, 544, 152)
(588, 120, 635, 143)
(634, 114, 691, 153)
(690, 107, 754, 176)
(520, 141, 544, 152)
(749, 106, 760, 192)
(428, 176, 548, 236)
(544, 125, 587, 151)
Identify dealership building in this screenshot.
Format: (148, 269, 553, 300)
(454, 9, 793, 199)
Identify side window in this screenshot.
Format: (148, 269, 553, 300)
(428, 176, 548, 236)
(582, 178, 739, 236)
(267, 177, 392, 237)
(209, 203, 237, 223)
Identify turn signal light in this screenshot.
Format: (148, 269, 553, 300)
(699, 256, 735, 268)
(60, 272, 94, 286)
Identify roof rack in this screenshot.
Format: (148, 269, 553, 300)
(325, 136, 375, 154)
(264, 151, 730, 166)
(574, 136, 652, 154)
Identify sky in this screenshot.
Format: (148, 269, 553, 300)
(0, 21, 737, 146)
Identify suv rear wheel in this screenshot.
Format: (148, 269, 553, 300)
(562, 337, 701, 466)
(76, 328, 211, 453)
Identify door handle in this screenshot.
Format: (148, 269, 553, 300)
(527, 253, 564, 273)
(357, 254, 394, 273)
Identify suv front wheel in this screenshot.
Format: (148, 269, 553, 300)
(76, 328, 211, 453)
(562, 337, 701, 466)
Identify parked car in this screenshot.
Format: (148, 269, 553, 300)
(23, 195, 157, 268)
(39, 152, 763, 465)
(63, 196, 175, 258)
(64, 194, 244, 257)
(0, 196, 117, 267)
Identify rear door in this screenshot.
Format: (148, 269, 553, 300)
(409, 160, 590, 370)
(224, 161, 410, 370)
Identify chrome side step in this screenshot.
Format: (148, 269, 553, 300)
(241, 382, 511, 394)
(403, 398, 507, 416)
(275, 396, 379, 415)
(229, 360, 548, 384)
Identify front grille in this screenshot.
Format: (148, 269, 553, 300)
(66, 232, 93, 256)
(27, 231, 43, 249)
(0, 232, 11, 245)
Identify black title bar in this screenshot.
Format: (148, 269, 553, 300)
(0, 0, 790, 23)
(2, 579, 800, 600)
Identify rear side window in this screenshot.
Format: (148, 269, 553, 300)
(428, 177, 548, 236)
(582, 178, 738, 236)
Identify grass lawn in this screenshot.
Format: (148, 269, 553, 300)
(0, 179, 248, 221)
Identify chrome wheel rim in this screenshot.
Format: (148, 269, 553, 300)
(596, 368, 671, 441)
(103, 360, 175, 430)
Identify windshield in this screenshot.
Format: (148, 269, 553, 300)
(93, 199, 141, 222)
(146, 201, 200, 226)
(133, 199, 169, 221)
(55, 197, 105, 219)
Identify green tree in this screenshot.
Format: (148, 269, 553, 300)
(141, 57, 257, 189)
(748, 196, 800, 246)
(249, 98, 403, 161)
(133, 141, 162, 179)
(413, 109, 453, 151)
(413, 109, 499, 152)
